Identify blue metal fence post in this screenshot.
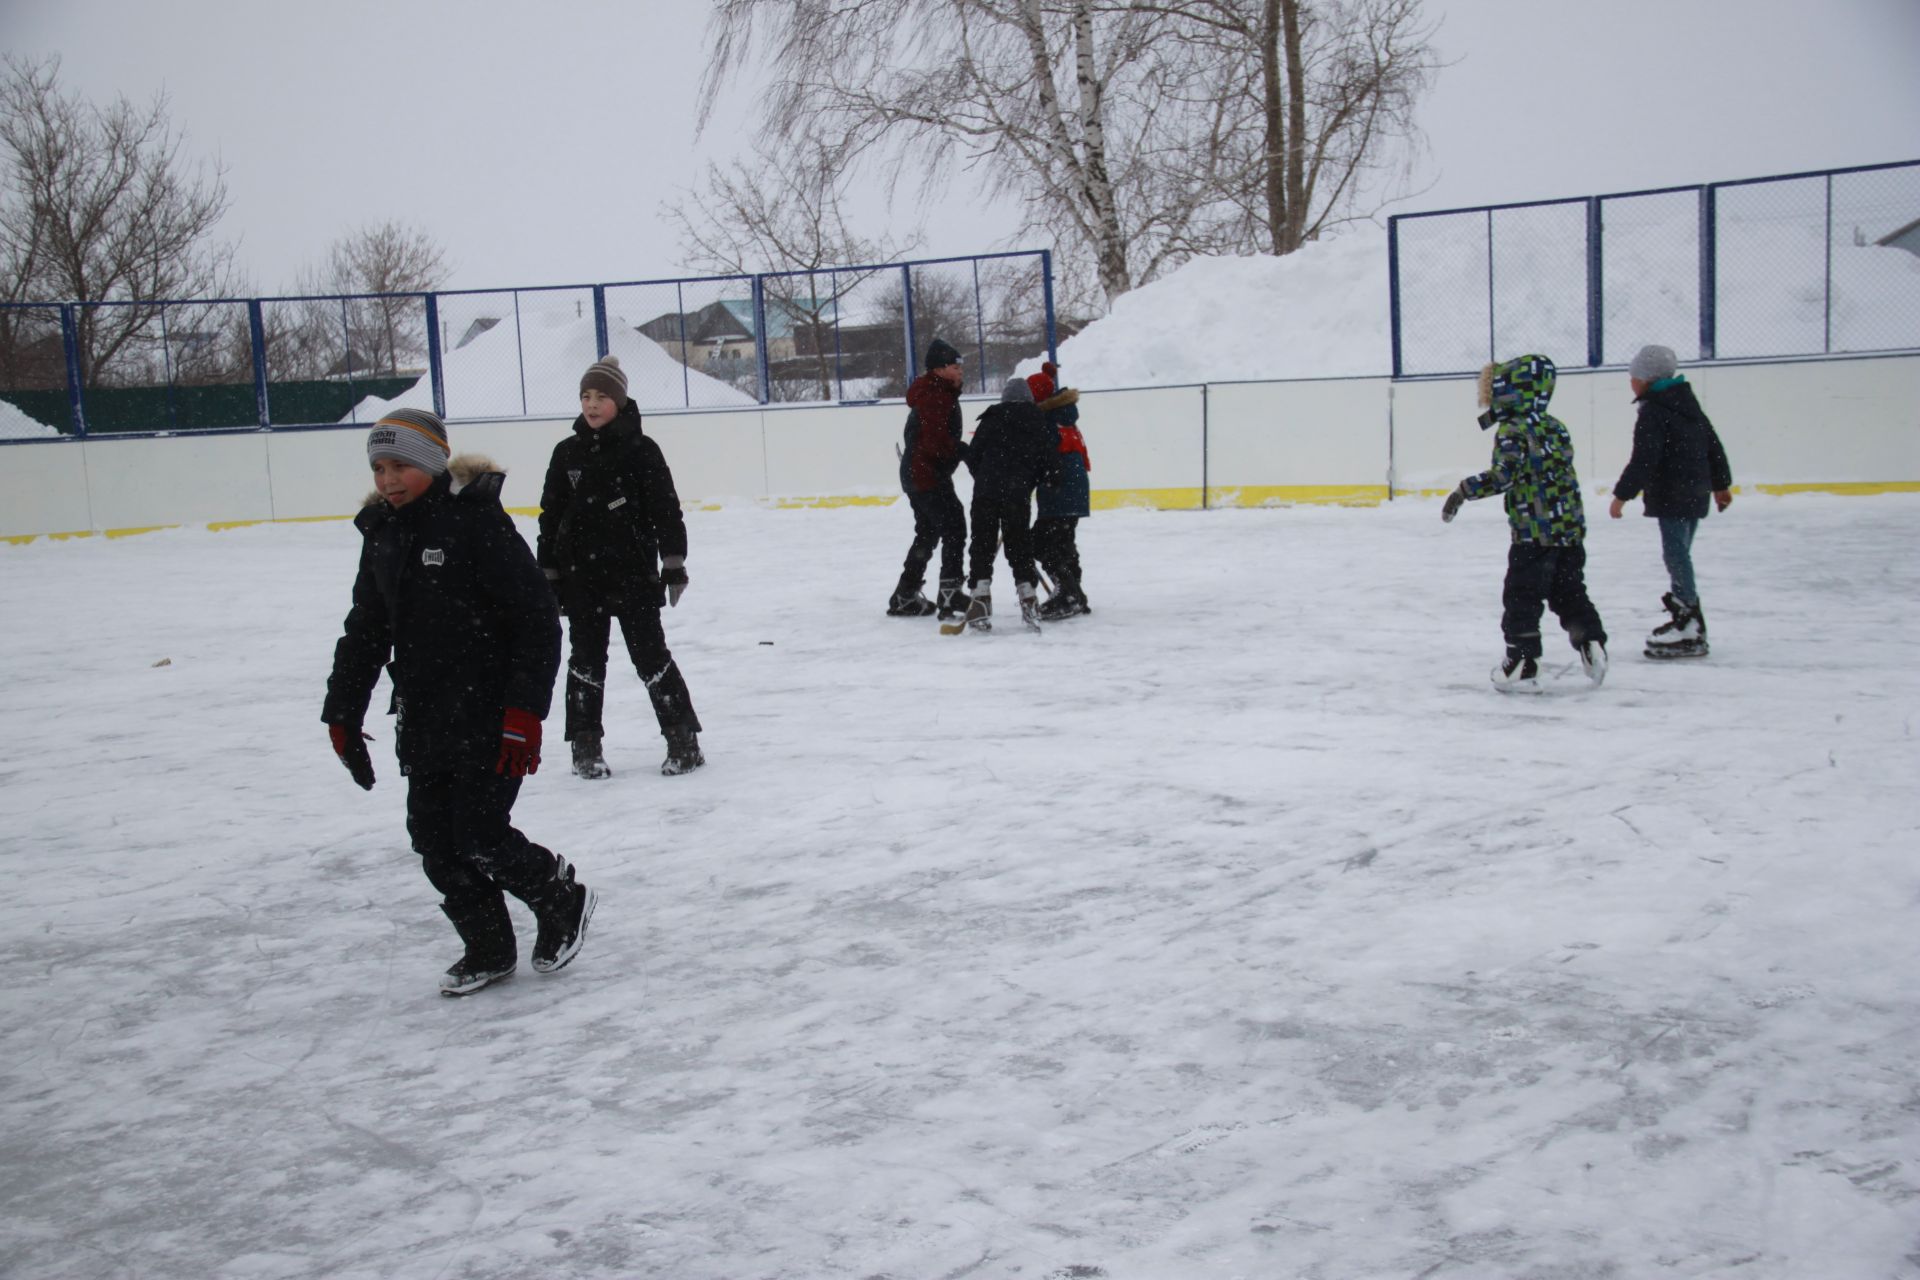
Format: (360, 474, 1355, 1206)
(1485, 209, 1497, 363)
(424, 292, 446, 418)
(675, 281, 690, 409)
(60, 304, 85, 436)
(1041, 250, 1057, 365)
(247, 300, 270, 426)
(1823, 174, 1834, 355)
(751, 274, 771, 404)
(971, 259, 988, 393)
(158, 303, 179, 432)
(1387, 219, 1403, 378)
(1586, 197, 1605, 367)
(900, 265, 917, 383)
(1698, 185, 1717, 361)
(592, 285, 610, 358)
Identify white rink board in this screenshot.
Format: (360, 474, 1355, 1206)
(2, 353, 1913, 539)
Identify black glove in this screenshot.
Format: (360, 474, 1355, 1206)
(661, 556, 689, 608)
(1441, 486, 1466, 523)
(329, 724, 375, 790)
(545, 569, 567, 617)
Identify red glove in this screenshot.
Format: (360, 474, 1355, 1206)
(497, 707, 542, 777)
(330, 723, 375, 790)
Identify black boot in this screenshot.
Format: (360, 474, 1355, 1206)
(935, 577, 968, 621)
(1038, 571, 1089, 620)
(528, 856, 596, 974)
(662, 725, 705, 776)
(886, 574, 938, 616)
(439, 893, 517, 996)
(571, 733, 611, 780)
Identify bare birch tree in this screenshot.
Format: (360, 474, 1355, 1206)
(0, 55, 233, 385)
(700, 0, 1436, 311)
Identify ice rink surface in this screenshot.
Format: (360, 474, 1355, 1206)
(2, 493, 1916, 1279)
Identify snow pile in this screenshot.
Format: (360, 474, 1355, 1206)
(0, 398, 60, 439)
(349, 306, 756, 423)
(1026, 230, 1393, 387)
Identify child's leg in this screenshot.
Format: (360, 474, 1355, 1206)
(934, 484, 967, 586)
(618, 606, 701, 734)
(564, 603, 613, 743)
(965, 499, 1001, 589)
(1500, 544, 1552, 659)
(1658, 517, 1700, 604)
(414, 770, 577, 911)
(1031, 516, 1063, 582)
(1544, 544, 1607, 649)
(1001, 499, 1039, 589)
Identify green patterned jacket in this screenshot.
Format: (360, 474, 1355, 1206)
(1459, 353, 1587, 546)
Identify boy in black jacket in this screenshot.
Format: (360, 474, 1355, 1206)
(1608, 344, 1734, 659)
(950, 377, 1056, 634)
(323, 409, 595, 997)
(539, 356, 704, 777)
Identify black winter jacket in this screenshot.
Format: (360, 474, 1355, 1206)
(323, 460, 561, 776)
(1613, 378, 1733, 519)
(965, 401, 1055, 505)
(537, 404, 688, 609)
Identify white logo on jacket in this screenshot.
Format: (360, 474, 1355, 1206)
(422, 548, 445, 566)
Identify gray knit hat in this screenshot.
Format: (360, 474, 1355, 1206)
(367, 408, 450, 476)
(1000, 376, 1034, 404)
(1629, 344, 1679, 382)
(580, 354, 629, 406)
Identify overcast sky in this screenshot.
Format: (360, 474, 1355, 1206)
(3, 0, 1916, 296)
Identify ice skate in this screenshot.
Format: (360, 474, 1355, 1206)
(439, 896, 517, 996)
(963, 585, 992, 633)
(531, 860, 597, 974)
(1578, 639, 1609, 687)
(571, 733, 611, 780)
(1645, 593, 1708, 660)
(1490, 653, 1544, 694)
(886, 587, 938, 617)
(1018, 583, 1044, 634)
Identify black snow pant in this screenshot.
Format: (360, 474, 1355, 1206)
(900, 483, 967, 590)
(1501, 542, 1607, 660)
(1032, 516, 1082, 590)
(967, 489, 1038, 590)
(564, 600, 700, 742)
(407, 769, 569, 962)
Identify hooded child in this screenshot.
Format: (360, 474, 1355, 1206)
(323, 409, 595, 997)
(1441, 354, 1610, 692)
(1027, 360, 1092, 618)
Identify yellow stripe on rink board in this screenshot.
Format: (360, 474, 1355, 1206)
(1090, 488, 1205, 510)
(1204, 485, 1390, 508)
(1750, 481, 1920, 496)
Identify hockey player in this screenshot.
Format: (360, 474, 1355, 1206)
(1441, 353, 1609, 692)
(323, 409, 595, 996)
(891, 338, 970, 621)
(951, 377, 1057, 634)
(538, 356, 705, 779)
(1608, 344, 1734, 659)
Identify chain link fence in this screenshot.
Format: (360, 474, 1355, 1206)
(1, 251, 1055, 438)
(1390, 160, 1920, 376)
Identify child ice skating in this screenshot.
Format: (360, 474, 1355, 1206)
(1027, 361, 1092, 619)
(323, 409, 595, 996)
(892, 338, 970, 621)
(951, 377, 1057, 634)
(538, 356, 705, 778)
(1608, 344, 1734, 659)
(1441, 354, 1609, 693)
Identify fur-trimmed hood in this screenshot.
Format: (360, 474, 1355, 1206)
(361, 453, 505, 509)
(1477, 355, 1556, 426)
(1038, 386, 1080, 413)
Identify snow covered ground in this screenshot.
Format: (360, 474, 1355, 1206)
(2, 494, 1918, 1279)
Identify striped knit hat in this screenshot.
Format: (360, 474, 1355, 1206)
(580, 354, 629, 407)
(366, 408, 450, 476)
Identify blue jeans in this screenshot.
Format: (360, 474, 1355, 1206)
(1658, 517, 1699, 604)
